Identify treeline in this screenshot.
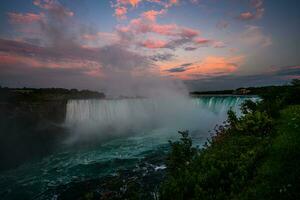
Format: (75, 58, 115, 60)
(0, 87, 105, 102)
(190, 80, 300, 96)
(160, 79, 300, 200)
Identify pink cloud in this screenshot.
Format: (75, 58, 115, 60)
(117, 0, 141, 7)
(118, 16, 179, 36)
(118, 14, 199, 38)
(141, 39, 168, 48)
(194, 38, 211, 44)
(116, 11, 219, 50)
(180, 28, 199, 38)
(165, 0, 179, 8)
(0, 53, 101, 73)
(240, 25, 272, 47)
(112, 0, 181, 20)
(115, 6, 127, 19)
(7, 12, 44, 24)
(238, 12, 255, 20)
(33, 0, 74, 17)
(213, 41, 226, 48)
(141, 9, 165, 21)
(112, 0, 141, 19)
(237, 0, 264, 21)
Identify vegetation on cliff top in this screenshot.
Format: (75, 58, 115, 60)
(160, 79, 300, 200)
(0, 87, 105, 103)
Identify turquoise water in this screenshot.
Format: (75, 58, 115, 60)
(0, 96, 256, 199)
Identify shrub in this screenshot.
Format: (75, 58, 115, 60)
(235, 111, 273, 136)
(166, 131, 197, 175)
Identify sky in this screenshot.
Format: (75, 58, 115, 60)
(0, 0, 300, 92)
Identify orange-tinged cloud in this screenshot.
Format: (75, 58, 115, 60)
(161, 55, 245, 79)
(114, 0, 141, 19)
(117, 0, 141, 7)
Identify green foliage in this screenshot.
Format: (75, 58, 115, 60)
(240, 99, 258, 114)
(291, 79, 300, 86)
(234, 111, 273, 136)
(166, 131, 197, 175)
(160, 80, 300, 200)
(0, 87, 105, 103)
(239, 106, 300, 200)
(160, 130, 267, 200)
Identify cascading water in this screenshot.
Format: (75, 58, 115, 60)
(0, 96, 257, 200)
(64, 96, 255, 142)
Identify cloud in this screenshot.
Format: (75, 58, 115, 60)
(116, 12, 208, 50)
(237, 0, 264, 21)
(166, 66, 187, 73)
(184, 46, 198, 51)
(0, 59, 102, 90)
(115, 6, 127, 19)
(141, 9, 166, 21)
(194, 38, 211, 45)
(212, 41, 226, 48)
(189, 56, 242, 75)
(0, 37, 156, 96)
(117, 16, 179, 36)
(7, 12, 44, 24)
(185, 65, 300, 91)
(112, 0, 181, 20)
(162, 55, 244, 79)
(33, 0, 74, 18)
(112, 0, 141, 20)
(140, 38, 168, 48)
(149, 53, 175, 62)
(240, 25, 272, 47)
(238, 12, 255, 20)
(116, 10, 222, 51)
(165, 62, 193, 73)
(117, 0, 141, 7)
(0, 37, 151, 78)
(270, 65, 300, 77)
(216, 20, 229, 30)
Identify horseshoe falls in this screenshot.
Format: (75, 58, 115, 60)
(0, 96, 256, 200)
(65, 96, 251, 142)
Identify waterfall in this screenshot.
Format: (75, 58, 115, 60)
(65, 96, 257, 140)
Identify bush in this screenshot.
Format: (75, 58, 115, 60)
(166, 131, 197, 175)
(160, 80, 300, 200)
(235, 111, 273, 136)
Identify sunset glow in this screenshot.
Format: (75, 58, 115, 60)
(0, 0, 300, 91)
